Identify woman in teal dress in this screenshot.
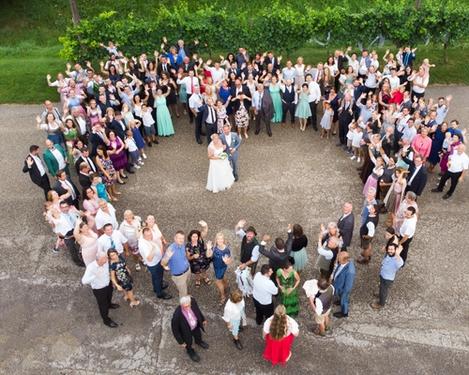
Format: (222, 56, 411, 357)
(63, 118, 78, 164)
(154, 89, 175, 137)
(269, 76, 283, 123)
(276, 261, 300, 316)
(295, 83, 312, 131)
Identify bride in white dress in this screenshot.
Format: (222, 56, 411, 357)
(206, 134, 235, 193)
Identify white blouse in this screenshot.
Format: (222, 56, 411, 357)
(263, 315, 299, 337)
(222, 299, 246, 322)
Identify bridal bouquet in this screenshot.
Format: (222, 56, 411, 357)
(219, 152, 228, 160)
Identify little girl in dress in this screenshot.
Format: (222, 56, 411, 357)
(320, 101, 334, 139)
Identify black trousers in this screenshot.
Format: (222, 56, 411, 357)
(187, 102, 194, 123)
(64, 235, 85, 267)
(195, 112, 203, 142)
(253, 298, 274, 325)
(308, 102, 318, 129)
(205, 122, 217, 144)
(437, 170, 462, 197)
(399, 236, 413, 264)
(378, 276, 394, 306)
(92, 282, 113, 324)
(255, 112, 272, 136)
(185, 326, 203, 350)
(282, 102, 295, 123)
(35, 174, 51, 199)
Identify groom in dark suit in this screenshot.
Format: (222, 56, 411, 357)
(23, 145, 51, 199)
(253, 84, 274, 137)
(220, 123, 241, 181)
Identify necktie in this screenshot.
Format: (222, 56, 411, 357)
(209, 107, 215, 123)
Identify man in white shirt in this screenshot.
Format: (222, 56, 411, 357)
(55, 201, 85, 265)
(309, 278, 335, 336)
(432, 144, 469, 199)
(97, 223, 129, 255)
(203, 60, 225, 84)
(139, 227, 172, 299)
(23, 144, 51, 199)
(95, 200, 118, 232)
(81, 254, 119, 327)
(398, 206, 417, 264)
(178, 70, 200, 124)
(252, 264, 278, 325)
(188, 87, 204, 144)
(305, 73, 321, 130)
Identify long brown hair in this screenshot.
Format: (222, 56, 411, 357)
(269, 305, 288, 340)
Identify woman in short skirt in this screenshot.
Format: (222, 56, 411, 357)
(108, 249, 140, 307)
(290, 224, 308, 272)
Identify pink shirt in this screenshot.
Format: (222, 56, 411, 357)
(411, 135, 432, 159)
(181, 307, 198, 330)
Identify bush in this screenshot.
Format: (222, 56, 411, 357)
(59, 1, 469, 62)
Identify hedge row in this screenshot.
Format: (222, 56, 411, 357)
(59, 0, 469, 61)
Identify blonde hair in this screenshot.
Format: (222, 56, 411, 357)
(269, 305, 288, 340)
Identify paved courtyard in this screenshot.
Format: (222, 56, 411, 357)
(1, 86, 469, 374)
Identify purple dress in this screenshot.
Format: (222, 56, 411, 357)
(108, 137, 128, 171)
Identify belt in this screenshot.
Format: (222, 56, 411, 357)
(173, 267, 189, 277)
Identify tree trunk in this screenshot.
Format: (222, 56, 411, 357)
(69, 0, 80, 25)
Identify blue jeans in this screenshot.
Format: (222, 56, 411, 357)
(339, 291, 351, 315)
(147, 262, 164, 297)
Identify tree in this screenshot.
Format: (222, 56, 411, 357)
(69, 0, 80, 25)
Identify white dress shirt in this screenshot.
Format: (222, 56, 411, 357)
(252, 273, 278, 305)
(399, 216, 417, 238)
(30, 154, 46, 176)
(97, 231, 128, 254)
(189, 93, 203, 112)
(408, 165, 422, 185)
(81, 260, 110, 289)
(95, 205, 118, 230)
(177, 76, 200, 95)
(308, 81, 321, 103)
(51, 148, 66, 170)
(138, 237, 163, 267)
(448, 152, 469, 173)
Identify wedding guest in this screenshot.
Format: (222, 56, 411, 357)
(397, 206, 417, 264)
(53, 169, 80, 209)
(357, 204, 379, 264)
(162, 231, 192, 299)
(309, 278, 335, 337)
(235, 220, 261, 276)
(97, 223, 129, 256)
(253, 264, 278, 325)
(252, 84, 274, 137)
(262, 304, 299, 366)
(73, 217, 98, 266)
(186, 221, 212, 288)
(276, 261, 300, 316)
(259, 227, 294, 280)
(81, 254, 119, 328)
(23, 145, 51, 199)
(43, 139, 68, 177)
(337, 202, 354, 250)
(119, 210, 143, 271)
(108, 249, 140, 307)
(290, 224, 308, 272)
(171, 296, 209, 363)
(95, 199, 118, 232)
(222, 289, 246, 350)
(208, 232, 233, 306)
(332, 251, 356, 318)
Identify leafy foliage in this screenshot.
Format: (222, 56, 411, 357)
(59, 2, 469, 61)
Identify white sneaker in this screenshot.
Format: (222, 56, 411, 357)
(134, 165, 141, 169)
(138, 161, 145, 166)
(142, 153, 147, 159)
(357, 157, 361, 163)
(350, 155, 356, 160)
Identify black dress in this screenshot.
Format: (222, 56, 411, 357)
(186, 240, 212, 274)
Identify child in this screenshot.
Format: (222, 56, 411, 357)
(442, 131, 452, 153)
(141, 103, 158, 146)
(222, 289, 246, 350)
(320, 101, 333, 139)
(346, 120, 356, 154)
(100, 41, 119, 56)
(129, 119, 147, 159)
(91, 173, 110, 202)
(125, 129, 144, 169)
(351, 126, 363, 163)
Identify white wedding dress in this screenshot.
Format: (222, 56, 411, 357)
(206, 143, 235, 193)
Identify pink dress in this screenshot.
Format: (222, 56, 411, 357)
(78, 231, 98, 266)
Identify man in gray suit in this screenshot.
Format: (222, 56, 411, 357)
(253, 84, 273, 137)
(220, 123, 241, 181)
(337, 202, 354, 250)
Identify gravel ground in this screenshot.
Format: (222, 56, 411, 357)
(1, 86, 469, 375)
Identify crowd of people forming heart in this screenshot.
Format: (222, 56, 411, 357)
(22, 37, 468, 365)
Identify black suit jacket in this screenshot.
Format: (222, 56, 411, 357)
(75, 156, 98, 174)
(338, 213, 354, 248)
(406, 165, 428, 196)
(230, 85, 252, 111)
(89, 132, 106, 158)
(107, 119, 126, 140)
(259, 232, 293, 271)
(78, 172, 92, 192)
(22, 156, 47, 186)
(54, 178, 80, 205)
(171, 298, 205, 345)
(201, 105, 218, 125)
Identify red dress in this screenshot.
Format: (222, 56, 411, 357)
(263, 333, 295, 366)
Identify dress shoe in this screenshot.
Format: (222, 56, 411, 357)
(333, 311, 348, 318)
(196, 340, 209, 349)
(200, 132, 207, 136)
(109, 303, 120, 309)
(431, 188, 442, 193)
(370, 302, 382, 310)
(157, 293, 172, 300)
(333, 300, 341, 306)
(442, 193, 451, 200)
(104, 320, 118, 328)
(268, 133, 272, 137)
(233, 339, 243, 350)
(162, 283, 169, 290)
(234, 176, 239, 182)
(197, 139, 203, 144)
(152, 139, 159, 144)
(254, 130, 260, 135)
(147, 142, 153, 147)
(187, 348, 200, 362)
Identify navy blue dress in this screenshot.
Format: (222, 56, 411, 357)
(212, 246, 230, 280)
(428, 127, 445, 166)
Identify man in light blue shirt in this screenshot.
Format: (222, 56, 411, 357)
(162, 231, 191, 298)
(371, 243, 404, 310)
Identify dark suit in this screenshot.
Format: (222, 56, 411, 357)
(259, 232, 293, 277)
(171, 297, 206, 351)
(75, 155, 98, 174)
(54, 178, 80, 208)
(201, 104, 218, 144)
(281, 85, 296, 123)
(338, 213, 354, 249)
(78, 172, 92, 194)
(405, 163, 428, 197)
(332, 261, 356, 315)
(89, 132, 106, 157)
(107, 119, 127, 141)
(230, 85, 251, 112)
(22, 155, 51, 199)
(254, 90, 274, 136)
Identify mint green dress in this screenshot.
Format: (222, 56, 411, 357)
(269, 84, 283, 123)
(155, 96, 175, 136)
(295, 92, 312, 119)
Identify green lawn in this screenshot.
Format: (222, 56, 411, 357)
(0, 0, 468, 103)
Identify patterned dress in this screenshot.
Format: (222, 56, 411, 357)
(235, 103, 249, 128)
(97, 156, 116, 187)
(276, 269, 299, 316)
